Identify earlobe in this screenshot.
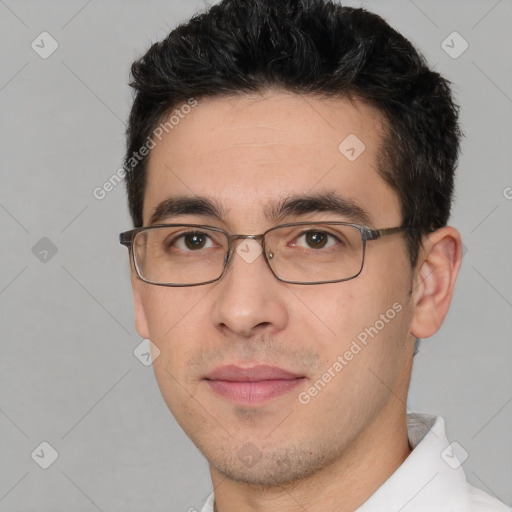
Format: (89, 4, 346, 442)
(131, 273, 150, 339)
(410, 227, 462, 339)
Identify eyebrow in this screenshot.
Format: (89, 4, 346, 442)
(266, 192, 372, 226)
(149, 196, 227, 225)
(149, 191, 372, 226)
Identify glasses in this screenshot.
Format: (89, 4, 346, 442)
(119, 222, 408, 287)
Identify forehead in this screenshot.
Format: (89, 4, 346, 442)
(143, 91, 400, 228)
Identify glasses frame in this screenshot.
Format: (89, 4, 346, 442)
(119, 222, 409, 287)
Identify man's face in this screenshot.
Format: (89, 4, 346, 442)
(132, 92, 417, 486)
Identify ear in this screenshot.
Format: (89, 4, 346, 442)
(131, 271, 150, 340)
(410, 226, 462, 339)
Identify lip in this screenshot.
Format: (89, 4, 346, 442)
(205, 364, 305, 406)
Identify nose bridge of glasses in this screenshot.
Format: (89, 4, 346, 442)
(225, 234, 274, 266)
(229, 234, 264, 241)
(228, 234, 266, 251)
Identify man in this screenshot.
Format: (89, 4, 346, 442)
(119, 0, 510, 510)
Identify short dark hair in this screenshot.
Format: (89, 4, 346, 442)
(124, 0, 462, 266)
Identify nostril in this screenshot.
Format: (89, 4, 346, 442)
(255, 321, 272, 331)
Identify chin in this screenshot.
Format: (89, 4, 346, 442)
(206, 442, 337, 488)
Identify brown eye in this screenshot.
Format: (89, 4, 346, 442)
(169, 232, 214, 251)
(304, 231, 329, 248)
(184, 232, 208, 250)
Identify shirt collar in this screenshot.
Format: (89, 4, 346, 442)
(356, 412, 471, 511)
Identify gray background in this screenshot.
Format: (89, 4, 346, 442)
(0, 0, 510, 510)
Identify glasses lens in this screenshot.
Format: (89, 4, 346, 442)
(133, 226, 228, 285)
(265, 223, 364, 283)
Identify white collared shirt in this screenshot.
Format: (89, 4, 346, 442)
(200, 413, 510, 511)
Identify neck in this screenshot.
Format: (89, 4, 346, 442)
(210, 406, 411, 512)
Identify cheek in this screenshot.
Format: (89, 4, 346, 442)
(140, 286, 212, 374)
(143, 288, 211, 414)
(298, 273, 411, 369)
(288, 283, 391, 349)
(142, 287, 202, 338)
(297, 289, 412, 412)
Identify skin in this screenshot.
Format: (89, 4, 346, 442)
(129, 90, 462, 512)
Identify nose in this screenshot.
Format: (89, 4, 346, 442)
(211, 239, 289, 338)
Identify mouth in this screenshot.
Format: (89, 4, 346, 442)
(204, 364, 306, 406)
